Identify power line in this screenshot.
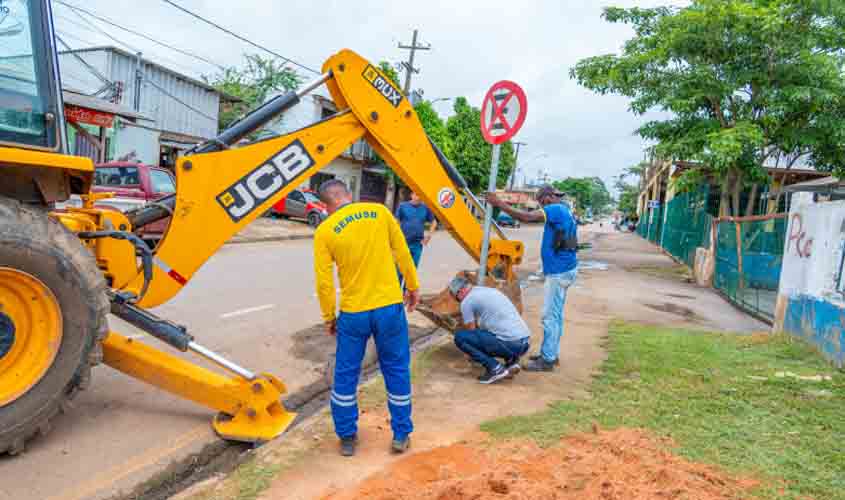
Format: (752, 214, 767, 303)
(62, 2, 141, 53)
(54, 33, 114, 97)
(144, 77, 217, 123)
(54, 0, 225, 72)
(54, 9, 214, 81)
(159, 0, 320, 75)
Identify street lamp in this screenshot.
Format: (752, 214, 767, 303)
(429, 97, 453, 104)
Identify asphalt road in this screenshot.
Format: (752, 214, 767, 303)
(0, 225, 542, 500)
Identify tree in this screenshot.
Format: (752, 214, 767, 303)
(378, 61, 401, 87)
(205, 54, 301, 131)
(572, 1, 845, 217)
(553, 177, 611, 215)
(614, 163, 645, 217)
(445, 97, 515, 192)
(414, 100, 451, 157)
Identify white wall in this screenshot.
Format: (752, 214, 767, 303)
(113, 123, 159, 165)
(265, 88, 363, 201)
(779, 195, 845, 301)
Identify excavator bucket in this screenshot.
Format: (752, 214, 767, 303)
(417, 271, 523, 333)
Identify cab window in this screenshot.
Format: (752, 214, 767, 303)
(0, 0, 57, 149)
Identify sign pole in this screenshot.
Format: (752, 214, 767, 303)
(478, 143, 501, 285)
(477, 79, 527, 285)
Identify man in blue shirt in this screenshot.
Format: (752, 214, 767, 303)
(486, 185, 578, 372)
(395, 189, 438, 269)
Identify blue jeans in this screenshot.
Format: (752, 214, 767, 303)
(331, 303, 412, 440)
(454, 329, 530, 372)
(540, 270, 577, 362)
(398, 241, 423, 287)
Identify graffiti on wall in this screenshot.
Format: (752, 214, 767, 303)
(838, 223, 845, 298)
(787, 213, 814, 259)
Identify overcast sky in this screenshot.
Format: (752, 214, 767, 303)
(53, 0, 677, 194)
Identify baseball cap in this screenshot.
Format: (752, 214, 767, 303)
(448, 276, 470, 296)
(536, 184, 564, 200)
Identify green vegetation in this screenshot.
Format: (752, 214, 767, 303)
(204, 54, 301, 132)
(553, 176, 612, 216)
(482, 323, 845, 500)
(573, 2, 845, 216)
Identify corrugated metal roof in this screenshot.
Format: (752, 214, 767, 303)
(58, 46, 241, 102)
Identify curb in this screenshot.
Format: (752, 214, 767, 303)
(226, 234, 314, 245)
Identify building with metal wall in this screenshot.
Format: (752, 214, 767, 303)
(58, 46, 237, 167)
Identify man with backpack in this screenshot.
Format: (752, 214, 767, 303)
(485, 185, 578, 372)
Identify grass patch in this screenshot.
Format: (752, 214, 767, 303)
(482, 322, 845, 500)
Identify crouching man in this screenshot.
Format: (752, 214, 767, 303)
(449, 276, 531, 384)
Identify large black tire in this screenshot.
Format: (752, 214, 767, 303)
(0, 197, 108, 455)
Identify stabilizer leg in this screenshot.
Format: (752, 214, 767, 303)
(102, 332, 296, 443)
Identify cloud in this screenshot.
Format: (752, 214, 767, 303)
(57, 0, 675, 193)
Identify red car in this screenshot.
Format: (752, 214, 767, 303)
(90, 162, 176, 246)
(269, 188, 327, 227)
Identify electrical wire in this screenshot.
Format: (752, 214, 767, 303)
(144, 77, 217, 123)
(62, 2, 141, 54)
(159, 0, 320, 74)
(54, 0, 226, 72)
(55, 34, 113, 89)
(54, 9, 213, 81)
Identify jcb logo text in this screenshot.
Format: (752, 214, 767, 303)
(216, 139, 315, 222)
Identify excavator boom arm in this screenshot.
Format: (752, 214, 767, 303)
(126, 50, 523, 308)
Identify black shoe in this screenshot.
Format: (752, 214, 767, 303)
(391, 435, 411, 454)
(505, 359, 522, 376)
(339, 435, 358, 457)
(528, 353, 560, 365)
(478, 365, 510, 384)
(525, 358, 556, 372)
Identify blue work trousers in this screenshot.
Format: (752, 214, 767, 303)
(331, 303, 413, 440)
(454, 329, 529, 372)
(540, 270, 578, 363)
(398, 242, 423, 288)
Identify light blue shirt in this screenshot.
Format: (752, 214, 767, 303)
(460, 286, 530, 342)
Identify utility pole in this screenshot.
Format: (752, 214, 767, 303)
(508, 141, 526, 190)
(384, 30, 430, 211)
(398, 29, 430, 96)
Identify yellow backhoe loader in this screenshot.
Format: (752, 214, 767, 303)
(0, 0, 523, 454)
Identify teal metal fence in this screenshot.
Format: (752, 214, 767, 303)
(661, 188, 712, 267)
(713, 216, 787, 321)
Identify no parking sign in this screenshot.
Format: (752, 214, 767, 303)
(477, 80, 528, 283)
(480, 80, 528, 145)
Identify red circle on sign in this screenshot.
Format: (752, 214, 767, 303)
(480, 80, 527, 145)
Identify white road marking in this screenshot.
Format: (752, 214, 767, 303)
(219, 304, 275, 319)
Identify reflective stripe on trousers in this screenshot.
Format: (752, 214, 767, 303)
(331, 302, 413, 439)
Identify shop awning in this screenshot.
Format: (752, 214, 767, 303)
(62, 89, 149, 127)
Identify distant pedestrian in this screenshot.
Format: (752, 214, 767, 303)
(486, 185, 578, 372)
(395, 188, 438, 271)
(449, 276, 531, 384)
(313, 180, 420, 457)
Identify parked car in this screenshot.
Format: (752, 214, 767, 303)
(90, 162, 176, 247)
(496, 212, 521, 228)
(269, 189, 327, 227)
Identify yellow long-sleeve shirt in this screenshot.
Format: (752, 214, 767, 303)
(313, 202, 420, 322)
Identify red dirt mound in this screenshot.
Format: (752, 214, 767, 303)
(322, 428, 757, 500)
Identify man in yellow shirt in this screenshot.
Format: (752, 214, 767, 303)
(313, 179, 420, 457)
